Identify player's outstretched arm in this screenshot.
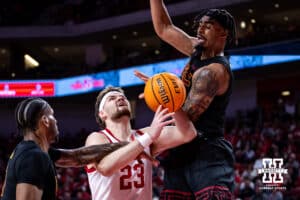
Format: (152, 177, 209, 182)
(50, 142, 128, 168)
(150, 0, 201, 56)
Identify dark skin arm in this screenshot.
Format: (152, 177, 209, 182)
(182, 64, 229, 122)
(53, 142, 128, 167)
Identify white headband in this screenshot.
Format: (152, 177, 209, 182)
(98, 91, 126, 112)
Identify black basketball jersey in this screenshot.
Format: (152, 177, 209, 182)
(181, 53, 233, 138)
(1, 141, 57, 200)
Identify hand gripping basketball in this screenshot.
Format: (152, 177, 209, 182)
(148, 105, 175, 141)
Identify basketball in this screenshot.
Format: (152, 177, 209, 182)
(144, 72, 186, 112)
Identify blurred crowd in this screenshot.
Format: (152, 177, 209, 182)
(1, 101, 299, 199)
(225, 106, 300, 199)
(0, 0, 183, 26)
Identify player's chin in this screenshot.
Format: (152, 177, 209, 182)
(113, 109, 131, 119)
(202, 42, 208, 49)
(51, 131, 60, 144)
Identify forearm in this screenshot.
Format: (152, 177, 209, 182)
(150, 110, 196, 155)
(182, 94, 208, 122)
(150, 0, 173, 36)
(97, 141, 145, 176)
(174, 109, 197, 141)
(54, 142, 128, 167)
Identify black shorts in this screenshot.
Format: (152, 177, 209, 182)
(160, 136, 235, 200)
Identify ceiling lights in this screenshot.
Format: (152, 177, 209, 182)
(240, 21, 246, 29)
(24, 54, 39, 68)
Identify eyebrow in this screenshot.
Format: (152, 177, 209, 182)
(108, 94, 125, 99)
(108, 95, 116, 99)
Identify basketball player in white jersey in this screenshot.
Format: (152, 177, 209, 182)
(85, 86, 197, 200)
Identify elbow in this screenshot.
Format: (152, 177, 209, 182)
(154, 27, 164, 38)
(96, 163, 114, 177)
(154, 24, 171, 40)
(184, 127, 197, 143)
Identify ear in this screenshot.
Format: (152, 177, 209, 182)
(41, 115, 50, 127)
(99, 111, 107, 121)
(220, 29, 228, 40)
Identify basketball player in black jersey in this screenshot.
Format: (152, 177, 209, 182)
(135, 0, 237, 199)
(1, 98, 127, 200)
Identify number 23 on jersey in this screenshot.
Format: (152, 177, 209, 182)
(120, 163, 145, 190)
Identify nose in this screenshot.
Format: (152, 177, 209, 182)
(198, 24, 205, 34)
(117, 95, 126, 101)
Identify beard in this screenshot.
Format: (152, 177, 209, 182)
(54, 133, 59, 143)
(50, 126, 60, 144)
(111, 108, 131, 120)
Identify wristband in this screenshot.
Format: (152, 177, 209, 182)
(136, 133, 153, 148)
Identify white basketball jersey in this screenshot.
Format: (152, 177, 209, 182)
(86, 129, 153, 200)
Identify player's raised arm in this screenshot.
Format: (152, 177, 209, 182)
(150, 0, 202, 56)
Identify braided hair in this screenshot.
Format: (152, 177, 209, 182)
(193, 9, 237, 47)
(15, 98, 50, 135)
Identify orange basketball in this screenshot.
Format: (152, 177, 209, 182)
(144, 72, 186, 112)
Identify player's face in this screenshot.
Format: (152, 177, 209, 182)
(103, 93, 131, 120)
(196, 16, 227, 49)
(44, 107, 59, 144)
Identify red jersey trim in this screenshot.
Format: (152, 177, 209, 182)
(136, 129, 144, 136)
(105, 128, 121, 142)
(194, 185, 230, 195)
(105, 128, 134, 142)
(85, 166, 96, 173)
(162, 189, 193, 195)
(99, 130, 113, 143)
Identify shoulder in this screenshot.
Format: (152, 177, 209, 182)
(16, 144, 47, 162)
(15, 148, 50, 173)
(85, 131, 109, 146)
(195, 62, 227, 77)
(193, 63, 229, 95)
(25, 149, 49, 162)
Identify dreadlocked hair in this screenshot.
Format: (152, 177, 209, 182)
(15, 98, 49, 135)
(193, 9, 237, 47)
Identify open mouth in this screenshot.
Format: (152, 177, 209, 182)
(118, 101, 127, 107)
(197, 35, 206, 41)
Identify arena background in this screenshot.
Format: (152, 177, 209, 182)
(0, 0, 299, 199)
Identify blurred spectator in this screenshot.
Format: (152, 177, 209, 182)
(238, 175, 255, 199)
